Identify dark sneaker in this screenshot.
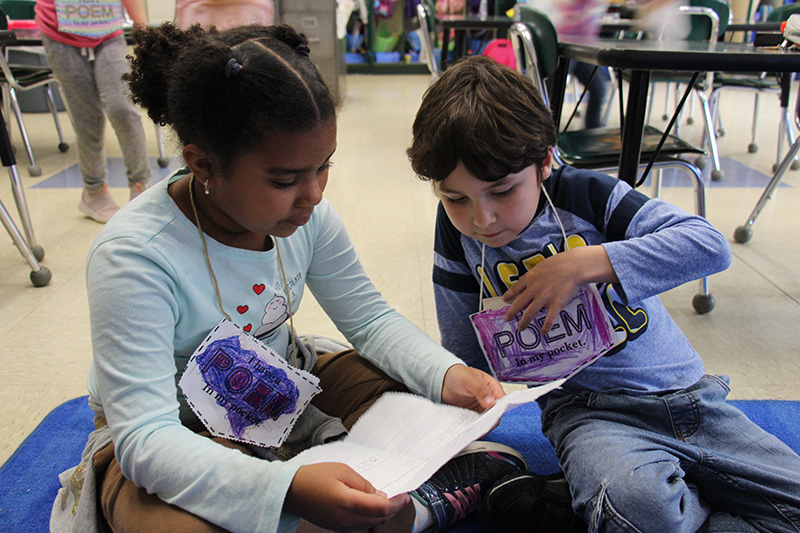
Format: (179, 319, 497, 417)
(413, 441, 527, 531)
(481, 471, 588, 533)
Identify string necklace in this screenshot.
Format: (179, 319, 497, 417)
(188, 174, 298, 366)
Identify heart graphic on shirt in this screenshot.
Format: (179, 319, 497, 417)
(237, 305, 249, 314)
(253, 284, 265, 295)
(243, 323, 252, 332)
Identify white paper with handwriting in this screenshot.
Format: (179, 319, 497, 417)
(290, 379, 564, 497)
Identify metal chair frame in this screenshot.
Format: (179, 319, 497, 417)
(510, 17, 716, 314)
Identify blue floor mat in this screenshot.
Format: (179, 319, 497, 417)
(1, 396, 798, 532)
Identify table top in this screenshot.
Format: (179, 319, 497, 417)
(559, 37, 800, 72)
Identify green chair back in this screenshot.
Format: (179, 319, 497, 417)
(0, 0, 36, 20)
(767, 2, 800, 23)
(686, 0, 731, 40)
(515, 5, 560, 80)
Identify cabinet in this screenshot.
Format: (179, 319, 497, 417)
(278, 0, 348, 100)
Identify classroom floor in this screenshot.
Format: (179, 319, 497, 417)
(2, 73, 799, 465)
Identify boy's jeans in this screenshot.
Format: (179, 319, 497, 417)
(542, 375, 800, 533)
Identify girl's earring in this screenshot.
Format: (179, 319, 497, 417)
(203, 180, 210, 195)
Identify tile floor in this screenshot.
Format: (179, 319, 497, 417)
(2, 73, 799, 465)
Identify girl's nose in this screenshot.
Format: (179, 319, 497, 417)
(299, 178, 324, 206)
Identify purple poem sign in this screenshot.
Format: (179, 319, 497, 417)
(197, 335, 300, 439)
(470, 285, 616, 385)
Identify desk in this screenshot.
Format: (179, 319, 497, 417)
(552, 38, 800, 186)
(437, 14, 513, 69)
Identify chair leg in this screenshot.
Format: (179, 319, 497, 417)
(44, 82, 69, 153)
(774, 105, 799, 173)
(735, 135, 800, 244)
(653, 159, 713, 313)
(8, 161, 43, 261)
(601, 69, 617, 126)
(0, 194, 51, 286)
(749, 92, 760, 153)
(697, 90, 723, 181)
(8, 88, 42, 177)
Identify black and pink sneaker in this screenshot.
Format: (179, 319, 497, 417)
(413, 441, 527, 531)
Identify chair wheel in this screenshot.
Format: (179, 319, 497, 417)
(28, 164, 42, 177)
(687, 117, 695, 125)
(694, 156, 707, 170)
(31, 245, 45, 262)
(692, 293, 715, 314)
(662, 114, 669, 121)
(734, 225, 753, 243)
(791, 160, 800, 171)
(716, 128, 726, 137)
(58, 142, 69, 153)
(711, 169, 724, 181)
(158, 157, 169, 168)
(772, 163, 778, 173)
(748, 143, 758, 153)
(30, 266, 52, 287)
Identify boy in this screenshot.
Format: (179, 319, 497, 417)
(407, 56, 800, 532)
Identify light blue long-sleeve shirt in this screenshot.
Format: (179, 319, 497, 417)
(85, 170, 463, 532)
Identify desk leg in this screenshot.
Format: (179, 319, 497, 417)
(551, 57, 571, 130)
(619, 70, 650, 187)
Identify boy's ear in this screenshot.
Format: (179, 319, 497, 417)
(183, 144, 216, 183)
(541, 148, 555, 181)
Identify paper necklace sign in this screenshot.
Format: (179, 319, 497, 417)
(55, 0, 124, 39)
(179, 319, 321, 447)
(470, 284, 619, 385)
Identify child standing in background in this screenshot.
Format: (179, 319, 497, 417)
(407, 56, 800, 532)
(34, 0, 152, 223)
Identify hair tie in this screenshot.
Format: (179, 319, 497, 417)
(225, 58, 243, 78)
(295, 44, 311, 57)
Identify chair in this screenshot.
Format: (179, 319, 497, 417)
(0, 32, 50, 286)
(0, 1, 69, 177)
(712, 2, 800, 173)
(417, 0, 441, 79)
(733, 87, 800, 244)
(638, 0, 730, 182)
(510, 8, 717, 314)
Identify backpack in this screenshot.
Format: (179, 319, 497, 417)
(481, 38, 516, 69)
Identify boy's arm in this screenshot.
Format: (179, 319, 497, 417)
(505, 180, 731, 331)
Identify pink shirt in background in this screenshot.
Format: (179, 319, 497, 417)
(34, 0, 125, 47)
(174, 0, 275, 30)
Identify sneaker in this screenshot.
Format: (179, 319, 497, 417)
(413, 441, 527, 531)
(129, 181, 150, 201)
(78, 184, 120, 224)
(481, 471, 588, 533)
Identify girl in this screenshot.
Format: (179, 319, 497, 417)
(50, 24, 525, 532)
(34, 0, 152, 223)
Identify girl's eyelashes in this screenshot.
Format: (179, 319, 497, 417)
(320, 160, 333, 171)
(272, 179, 297, 189)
